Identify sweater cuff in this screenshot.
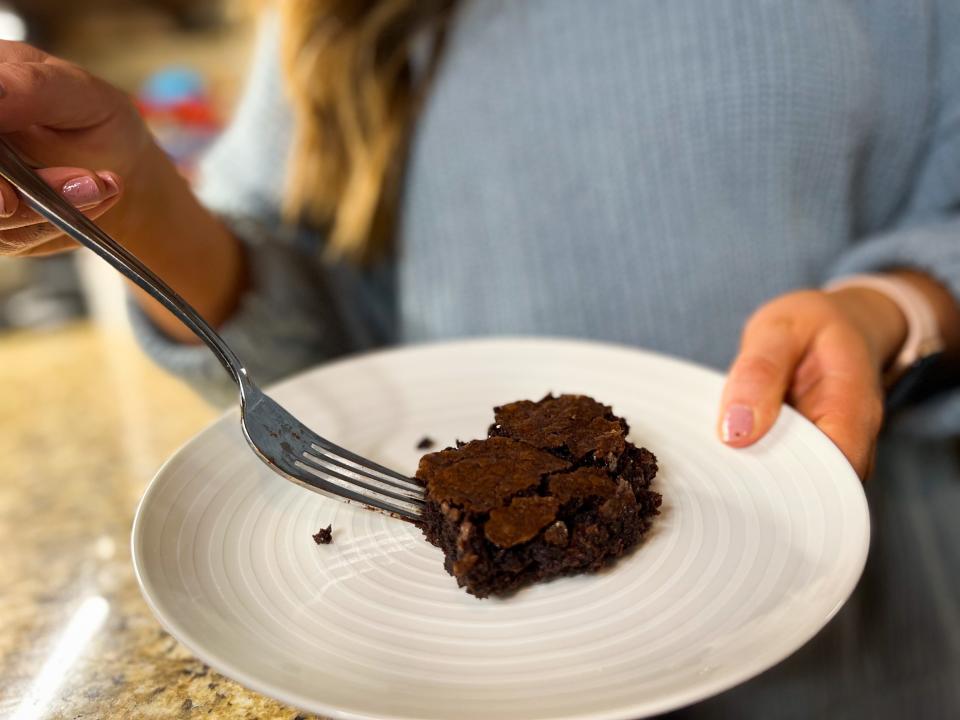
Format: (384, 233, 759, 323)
(827, 218, 960, 437)
(128, 216, 351, 407)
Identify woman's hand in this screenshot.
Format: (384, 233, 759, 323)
(718, 286, 909, 478)
(0, 40, 247, 337)
(0, 40, 153, 256)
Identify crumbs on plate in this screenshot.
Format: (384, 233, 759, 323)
(312, 525, 333, 545)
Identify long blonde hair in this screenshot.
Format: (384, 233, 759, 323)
(278, 0, 454, 262)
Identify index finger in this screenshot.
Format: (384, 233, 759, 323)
(0, 167, 121, 229)
(0, 61, 120, 132)
(789, 328, 884, 478)
(0, 40, 47, 63)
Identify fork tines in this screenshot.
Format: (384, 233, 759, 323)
(295, 440, 425, 520)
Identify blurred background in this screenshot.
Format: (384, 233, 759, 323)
(0, 0, 252, 335)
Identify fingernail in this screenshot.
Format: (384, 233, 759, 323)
(722, 404, 754, 443)
(62, 176, 103, 206)
(97, 173, 120, 197)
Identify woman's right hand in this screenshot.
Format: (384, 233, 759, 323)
(0, 40, 154, 256)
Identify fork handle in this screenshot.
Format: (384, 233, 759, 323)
(0, 139, 251, 393)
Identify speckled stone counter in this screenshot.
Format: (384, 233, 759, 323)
(0, 324, 326, 720)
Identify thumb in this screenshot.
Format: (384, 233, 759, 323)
(719, 316, 809, 447)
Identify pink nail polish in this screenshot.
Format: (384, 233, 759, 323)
(722, 404, 754, 443)
(62, 176, 102, 206)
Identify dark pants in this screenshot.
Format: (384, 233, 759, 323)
(661, 436, 960, 720)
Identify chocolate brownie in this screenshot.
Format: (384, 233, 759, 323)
(416, 394, 660, 597)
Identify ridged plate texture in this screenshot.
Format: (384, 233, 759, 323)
(132, 338, 869, 720)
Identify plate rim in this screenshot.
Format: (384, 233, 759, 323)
(131, 335, 871, 720)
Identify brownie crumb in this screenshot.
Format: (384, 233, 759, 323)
(312, 525, 333, 544)
(416, 393, 660, 598)
(416, 436, 436, 450)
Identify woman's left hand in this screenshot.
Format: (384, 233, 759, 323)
(718, 286, 908, 478)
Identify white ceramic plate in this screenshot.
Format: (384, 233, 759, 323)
(132, 338, 869, 720)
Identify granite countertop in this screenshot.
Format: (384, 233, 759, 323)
(0, 324, 325, 720)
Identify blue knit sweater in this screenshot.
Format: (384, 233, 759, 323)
(133, 0, 960, 434)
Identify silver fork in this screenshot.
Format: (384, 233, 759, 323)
(0, 140, 424, 521)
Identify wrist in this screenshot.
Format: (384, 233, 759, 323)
(826, 285, 908, 369)
(889, 270, 960, 360)
(825, 272, 949, 387)
(97, 141, 247, 339)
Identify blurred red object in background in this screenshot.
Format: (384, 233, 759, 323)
(135, 66, 221, 179)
